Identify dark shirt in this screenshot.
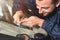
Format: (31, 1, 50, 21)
(13, 0, 40, 17)
(12, 0, 36, 14)
(42, 6, 60, 38)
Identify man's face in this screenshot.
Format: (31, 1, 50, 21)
(36, 0, 56, 16)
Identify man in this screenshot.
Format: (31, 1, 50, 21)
(13, 0, 60, 39)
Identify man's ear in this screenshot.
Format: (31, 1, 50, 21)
(56, 0, 60, 7)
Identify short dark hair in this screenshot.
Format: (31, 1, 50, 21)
(52, 0, 58, 4)
(38, 0, 58, 4)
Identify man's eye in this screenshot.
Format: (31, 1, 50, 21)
(42, 7, 49, 9)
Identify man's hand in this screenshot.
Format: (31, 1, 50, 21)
(13, 11, 24, 25)
(20, 16, 45, 28)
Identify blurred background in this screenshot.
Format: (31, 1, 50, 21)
(0, 0, 16, 40)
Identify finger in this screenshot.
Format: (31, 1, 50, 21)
(13, 21, 18, 25)
(21, 22, 33, 27)
(13, 18, 20, 25)
(20, 18, 28, 24)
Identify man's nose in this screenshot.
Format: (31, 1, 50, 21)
(38, 8, 43, 14)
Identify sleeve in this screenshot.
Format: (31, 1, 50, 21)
(42, 18, 60, 38)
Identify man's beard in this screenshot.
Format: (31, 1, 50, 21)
(38, 12, 55, 19)
(38, 9, 57, 19)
